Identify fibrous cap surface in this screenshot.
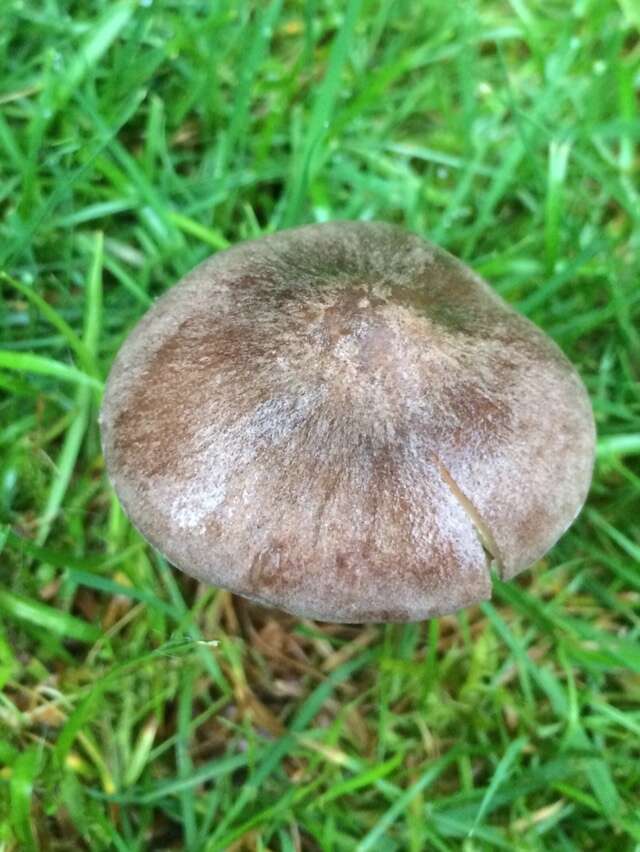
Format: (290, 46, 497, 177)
(100, 222, 595, 622)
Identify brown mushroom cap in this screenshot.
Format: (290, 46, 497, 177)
(100, 221, 595, 623)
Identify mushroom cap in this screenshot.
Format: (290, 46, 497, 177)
(100, 222, 595, 623)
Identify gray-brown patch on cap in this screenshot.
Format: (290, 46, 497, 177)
(100, 221, 595, 622)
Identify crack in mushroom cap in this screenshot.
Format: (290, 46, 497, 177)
(100, 221, 595, 623)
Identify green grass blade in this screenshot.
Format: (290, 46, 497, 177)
(358, 748, 463, 852)
(0, 589, 100, 643)
(284, 0, 364, 225)
(0, 351, 103, 389)
(0, 272, 95, 374)
(9, 746, 42, 852)
(468, 737, 527, 836)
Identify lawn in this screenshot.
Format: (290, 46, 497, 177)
(1, 0, 640, 849)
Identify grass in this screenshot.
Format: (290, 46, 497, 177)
(1, 0, 639, 849)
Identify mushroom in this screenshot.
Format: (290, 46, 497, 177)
(100, 222, 595, 623)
